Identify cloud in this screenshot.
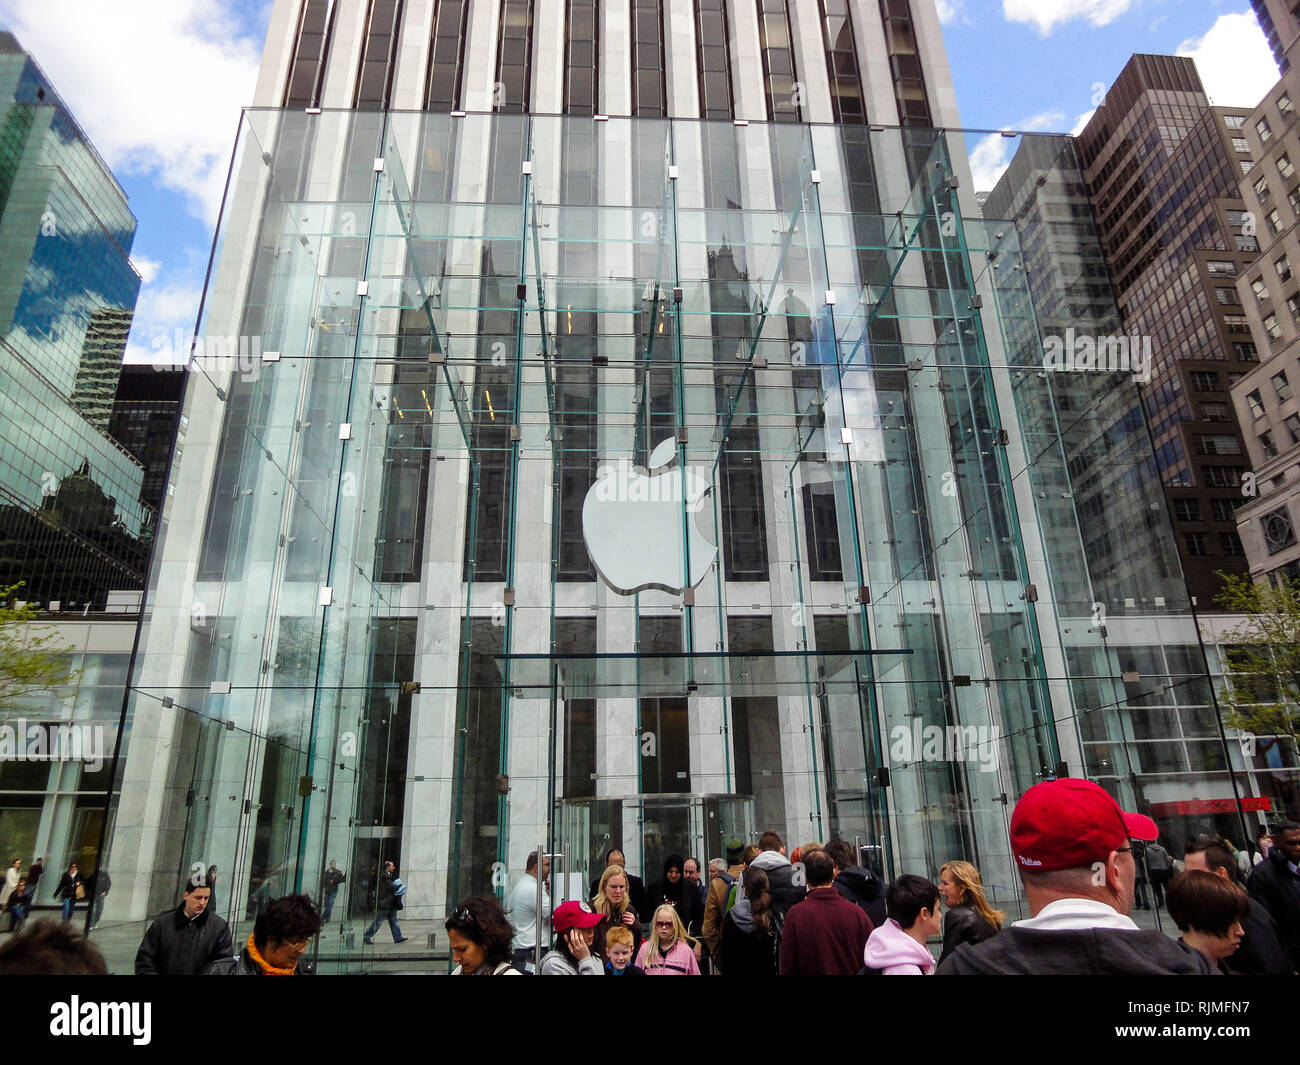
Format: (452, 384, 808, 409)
(0, 0, 261, 227)
(1178, 13, 1278, 109)
(1071, 109, 1097, 136)
(936, 0, 962, 23)
(123, 278, 206, 367)
(1003, 0, 1137, 35)
(130, 255, 161, 284)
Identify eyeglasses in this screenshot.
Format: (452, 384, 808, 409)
(287, 938, 312, 952)
(654, 920, 674, 928)
(452, 907, 477, 926)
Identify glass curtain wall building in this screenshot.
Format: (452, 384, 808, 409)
(98, 0, 1285, 971)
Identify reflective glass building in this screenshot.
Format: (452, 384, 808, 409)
(0, 31, 151, 612)
(97, 1, 1297, 972)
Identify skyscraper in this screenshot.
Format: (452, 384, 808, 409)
(101, 1, 1283, 971)
(1075, 55, 1260, 610)
(0, 32, 151, 611)
(1232, 1, 1300, 584)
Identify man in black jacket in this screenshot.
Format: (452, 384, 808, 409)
(362, 860, 406, 944)
(1185, 836, 1292, 974)
(1247, 820, 1300, 969)
(938, 779, 1212, 976)
(135, 873, 233, 975)
(824, 837, 887, 928)
(320, 860, 345, 923)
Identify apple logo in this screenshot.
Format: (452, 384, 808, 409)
(582, 438, 717, 595)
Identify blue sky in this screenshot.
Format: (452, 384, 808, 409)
(0, 0, 1278, 363)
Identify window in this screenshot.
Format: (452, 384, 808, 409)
(1262, 506, 1297, 553)
(1290, 187, 1300, 217)
(1289, 295, 1300, 322)
(1265, 313, 1283, 340)
(1247, 389, 1267, 418)
(1191, 371, 1219, 391)
(1278, 254, 1293, 283)
(1224, 114, 1246, 130)
(1220, 531, 1245, 555)
(1205, 465, 1245, 486)
(1233, 341, 1259, 361)
(1208, 260, 1237, 278)
(1260, 430, 1279, 457)
(1211, 497, 1240, 521)
(1255, 174, 1272, 200)
(1268, 208, 1284, 235)
(1229, 372, 1247, 386)
(1197, 434, 1243, 455)
(1258, 117, 1274, 142)
(1174, 498, 1202, 521)
(1216, 287, 1242, 305)
(1244, 159, 1256, 175)
(1183, 532, 1211, 556)
(1252, 277, 1270, 301)
(1201, 401, 1231, 421)
(1233, 137, 1251, 152)
(1281, 93, 1296, 114)
(1287, 412, 1300, 443)
(1282, 155, 1296, 178)
(1273, 370, 1293, 399)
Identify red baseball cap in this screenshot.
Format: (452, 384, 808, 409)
(1011, 778, 1158, 872)
(552, 900, 603, 933)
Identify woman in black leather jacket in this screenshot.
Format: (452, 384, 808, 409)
(937, 860, 1003, 964)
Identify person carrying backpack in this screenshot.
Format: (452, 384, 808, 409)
(701, 841, 745, 965)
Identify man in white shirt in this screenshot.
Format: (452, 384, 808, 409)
(1, 860, 20, 910)
(509, 851, 550, 973)
(938, 778, 1213, 975)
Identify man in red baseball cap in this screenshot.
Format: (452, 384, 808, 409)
(938, 778, 1212, 974)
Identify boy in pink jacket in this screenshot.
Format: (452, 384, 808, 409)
(863, 875, 942, 974)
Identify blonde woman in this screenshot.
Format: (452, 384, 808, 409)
(636, 904, 701, 975)
(937, 860, 1003, 964)
(591, 865, 641, 960)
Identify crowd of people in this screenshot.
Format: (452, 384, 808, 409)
(457, 779, 1300, 976)
(0, 776, 1293, 977)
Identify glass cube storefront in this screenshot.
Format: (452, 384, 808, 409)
(91, 112, 1288, 972)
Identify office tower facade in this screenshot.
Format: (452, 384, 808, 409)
(1076, 55, 1260, 610)
(108, 365, 190, 515)
(1233, 1, 1300, 584)
(0, 33, 153, 891)
(0, 32, 151, 612)
(104, 1, 1284, 971)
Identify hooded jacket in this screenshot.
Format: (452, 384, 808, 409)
(718, 897, 777, 976)
(135, 902, 234, 976)
(833, 865, 887, 928)
(864, 918, 937, 974)
(539, 948, 604, 975)
(748, 851, 805, 921)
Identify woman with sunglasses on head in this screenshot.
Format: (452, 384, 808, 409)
(591, 864, 642, 959)
(445, 896, 521, 975)
(636, 904, 701, 975)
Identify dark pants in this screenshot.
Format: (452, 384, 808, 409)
(1134, 878, 1151, 909)
(1150, 869, 1173, 907)
(511, 947, 538, 973)
(364, 907, 401, 942)
(92, 894, 106, 925)
(322, 893, 336, 922)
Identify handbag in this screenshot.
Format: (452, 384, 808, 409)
(74, 882, 85, 900)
